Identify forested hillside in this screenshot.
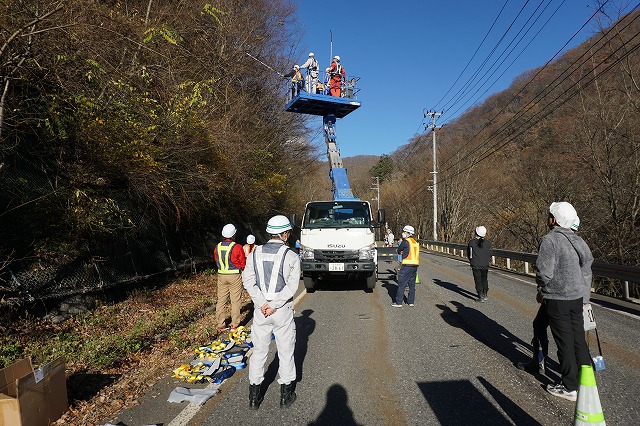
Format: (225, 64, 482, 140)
(377, 9, 640, 276)
(0, 0, 315, 303)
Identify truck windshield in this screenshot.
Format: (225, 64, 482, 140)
(303, 201, 371, 229)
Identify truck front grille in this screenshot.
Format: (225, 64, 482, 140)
(315, 250, 359, 261)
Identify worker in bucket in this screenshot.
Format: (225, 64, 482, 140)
(282, 64, 303, 100)
(299, 52, 320, 94)
(242, 215, 300, 410)
(326, 55, 346, 97)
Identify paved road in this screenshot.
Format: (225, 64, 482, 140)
(112, 252, 640, 425)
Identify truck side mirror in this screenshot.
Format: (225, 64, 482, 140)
(377, 209, 386, 224)
(289, 213, 296, 228)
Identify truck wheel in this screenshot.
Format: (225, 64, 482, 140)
(303, 276, 316, 293)
(365, 273, 377, 292)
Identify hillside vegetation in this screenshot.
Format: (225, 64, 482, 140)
(375, 10, 640, 281)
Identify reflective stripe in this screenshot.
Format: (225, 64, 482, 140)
(253, 245, 289, 300)
(402, 238, 420, 265)
(217, 242, 240, 274)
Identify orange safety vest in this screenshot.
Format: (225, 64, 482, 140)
(401, 237, 420, 265)
(243, 243, 255, 255)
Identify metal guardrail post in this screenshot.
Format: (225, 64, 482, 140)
(624, 281, 630, 300)
(506, 258, 511, 269)
(525, 262, 530, 275)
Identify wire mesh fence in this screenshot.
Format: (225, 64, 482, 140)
(0, 153, 215, 306)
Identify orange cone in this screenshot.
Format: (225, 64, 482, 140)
(574, 365, 605, 425)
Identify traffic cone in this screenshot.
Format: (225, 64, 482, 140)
(574, 365, 605, 425)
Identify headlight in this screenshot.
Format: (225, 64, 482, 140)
(358, 244, 376, 260)
(301, 246, 315, 260)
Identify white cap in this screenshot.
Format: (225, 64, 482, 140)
(475, 226, 487, 238)
(293, 64, 299, 69)
(308, 52, 314, 57)
(221, 223, 237, 238)
(266, 215, 292, 235)
(549, 202, 578, 229)
(333, 55, 340, 61)
(246, 234, 256, 244)
(402, 225, 415, 235)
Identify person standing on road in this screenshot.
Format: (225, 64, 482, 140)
(392, 225, 419, 308)
(385, 228, 395, 247)
(300, 52, 320, 94)
(517, 216, 581, 376)
(467, 226, 492, 302)
(243, 215, 301, 410)
(213, 224, 246, 332)
(536, 202, 593, 401)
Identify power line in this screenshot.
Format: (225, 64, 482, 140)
(438, 24, 640, 186)
(438, 0, 621, 172)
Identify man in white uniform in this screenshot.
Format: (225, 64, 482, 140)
(243, 215, 300, 409)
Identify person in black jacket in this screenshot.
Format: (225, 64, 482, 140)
(467, 226, 492, 302)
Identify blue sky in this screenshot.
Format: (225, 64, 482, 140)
(291, 0, 628, 158)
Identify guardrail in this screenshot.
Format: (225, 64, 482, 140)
(420, 240, 640, 301)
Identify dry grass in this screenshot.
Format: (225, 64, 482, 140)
(1, 273, 252, 426)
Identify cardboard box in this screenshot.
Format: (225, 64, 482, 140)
(0, 357, 68, 426)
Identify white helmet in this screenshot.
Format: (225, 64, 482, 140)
(246, 234, 256, 244)
(266, 215, 292, 235)
(293, 64, 300, 69)
(221, 223, 237, 238)
(475, 226, 487, 238)
(402, 225, 415, 235)
(308, 52, 314, 57)
(333, 55, 340, 62)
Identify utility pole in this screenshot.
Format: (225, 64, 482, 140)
(371, 176, 380, 241)
(425, 111, 442, 241)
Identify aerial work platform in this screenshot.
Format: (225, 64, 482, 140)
(285, 91, 361, 119)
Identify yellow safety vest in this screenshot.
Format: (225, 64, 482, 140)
(217, 242, 240, 274)
(402, 237, 420, 265)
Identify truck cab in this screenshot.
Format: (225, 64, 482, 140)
(299, 200, 383, 292)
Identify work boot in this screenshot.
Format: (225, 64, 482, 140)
(280, 383, 297, 408)
(249, 384, 263, 410)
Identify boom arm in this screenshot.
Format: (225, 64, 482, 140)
(324, 114, 357, 200)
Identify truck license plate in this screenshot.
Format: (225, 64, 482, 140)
(329, 263, 344, 271)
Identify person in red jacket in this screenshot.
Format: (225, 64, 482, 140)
(326, 55, 346, 97)
(213, 223, 246, 331)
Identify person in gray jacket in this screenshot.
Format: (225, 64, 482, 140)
(467, 226, 492, 302)
(536, 202, 593, 401)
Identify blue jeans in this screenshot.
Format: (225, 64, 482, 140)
(395, 265, 417, 304)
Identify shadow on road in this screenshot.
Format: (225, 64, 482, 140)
(417, 378, 541, 425)
(433, 278, 477, 301)
(435, 301, 557, 386)
(308, 384, 362, 426)
(294, 309, 316, 382)
(262, 309, 317, 394)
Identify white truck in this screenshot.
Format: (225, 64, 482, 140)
(299, 200, 384, 292)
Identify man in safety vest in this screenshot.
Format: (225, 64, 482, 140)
(243, 234, 257, 256)
(213, 223, 246, 331)
(299, 52, 319, 94)
(326, 55, 346, 97)
(242, 215, 300, 410)
(392, 225, 419, 307)
(282, 64, 303, 100)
